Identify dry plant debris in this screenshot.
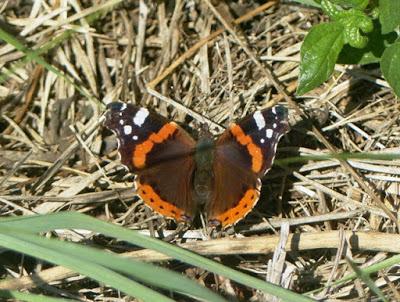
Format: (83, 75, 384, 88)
(0, 0, 399, 301)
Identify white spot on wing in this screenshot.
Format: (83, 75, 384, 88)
(132, 135, 138, 140)
(120, 103, 127, 110)
(266, 128, 273, 138)
(260, 138, 265, 143)
(123, 125, 132, 135)
(272, 106, 277, 114)
(253, 111, 266, 130)
(273, 123, 277, 128)
(133, 108, 149, 126)
(119, 119, 124, 125)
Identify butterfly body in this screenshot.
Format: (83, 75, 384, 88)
(104, 102, 289, 228)
(193, 132, 215, 208)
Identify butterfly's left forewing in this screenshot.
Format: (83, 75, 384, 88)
(207, 106, 289, 228)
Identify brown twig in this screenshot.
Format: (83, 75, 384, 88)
(3, 65, 43, 135)
(1, 231, 399, 291)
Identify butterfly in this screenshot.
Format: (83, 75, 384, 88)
(104, 102, 289, 228)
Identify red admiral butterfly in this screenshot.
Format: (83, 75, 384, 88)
(105, 102, 289, 228)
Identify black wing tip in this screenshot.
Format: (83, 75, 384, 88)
(106, 102, 126, 111)
(272, 105, 288, 119)
(104, 102, 128, 128)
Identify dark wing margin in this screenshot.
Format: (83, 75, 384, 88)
(234, 105, 289, 177)
(104, 102, 173, 172)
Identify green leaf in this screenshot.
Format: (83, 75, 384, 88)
(337, 20, 397, 64)
(381, 42, 400, 97)
(297, 22, 345, 95)
(330, 0, 369, 9)
(340, 9, 373, 48)
(379, 0, 400, 34)
(285, 0, 321, 7)
(321, 1, 374, 48)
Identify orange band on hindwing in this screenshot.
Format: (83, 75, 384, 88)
(214, 189, 259, 227)
(133, 123, 177, 168)
(230, 124, 263, 173)
(137, 183, 184, 220)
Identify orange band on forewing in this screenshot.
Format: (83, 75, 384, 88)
(137, 183, 184, 220)
(214, 189, 259, 227)
(133, 123, 177, 168)
(230, 124, 263, 173)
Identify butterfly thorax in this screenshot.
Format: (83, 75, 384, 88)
(193, 129, 215, 206)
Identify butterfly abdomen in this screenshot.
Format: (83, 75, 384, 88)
(193, 136, 215, 206)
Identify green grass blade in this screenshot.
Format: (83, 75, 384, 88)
(0, 212, 313, 302)
(276, 152, 400, 166)
(308, 255, 400, 297)
(334, 254, 400, 286)
(0, 225, 225, 302)
(0, 0, 122, 100)
(0, 228, 174, 302)
(0, 26, 98, 106)
(346, 257, 388, 302)
(0, 290, 77, 302)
